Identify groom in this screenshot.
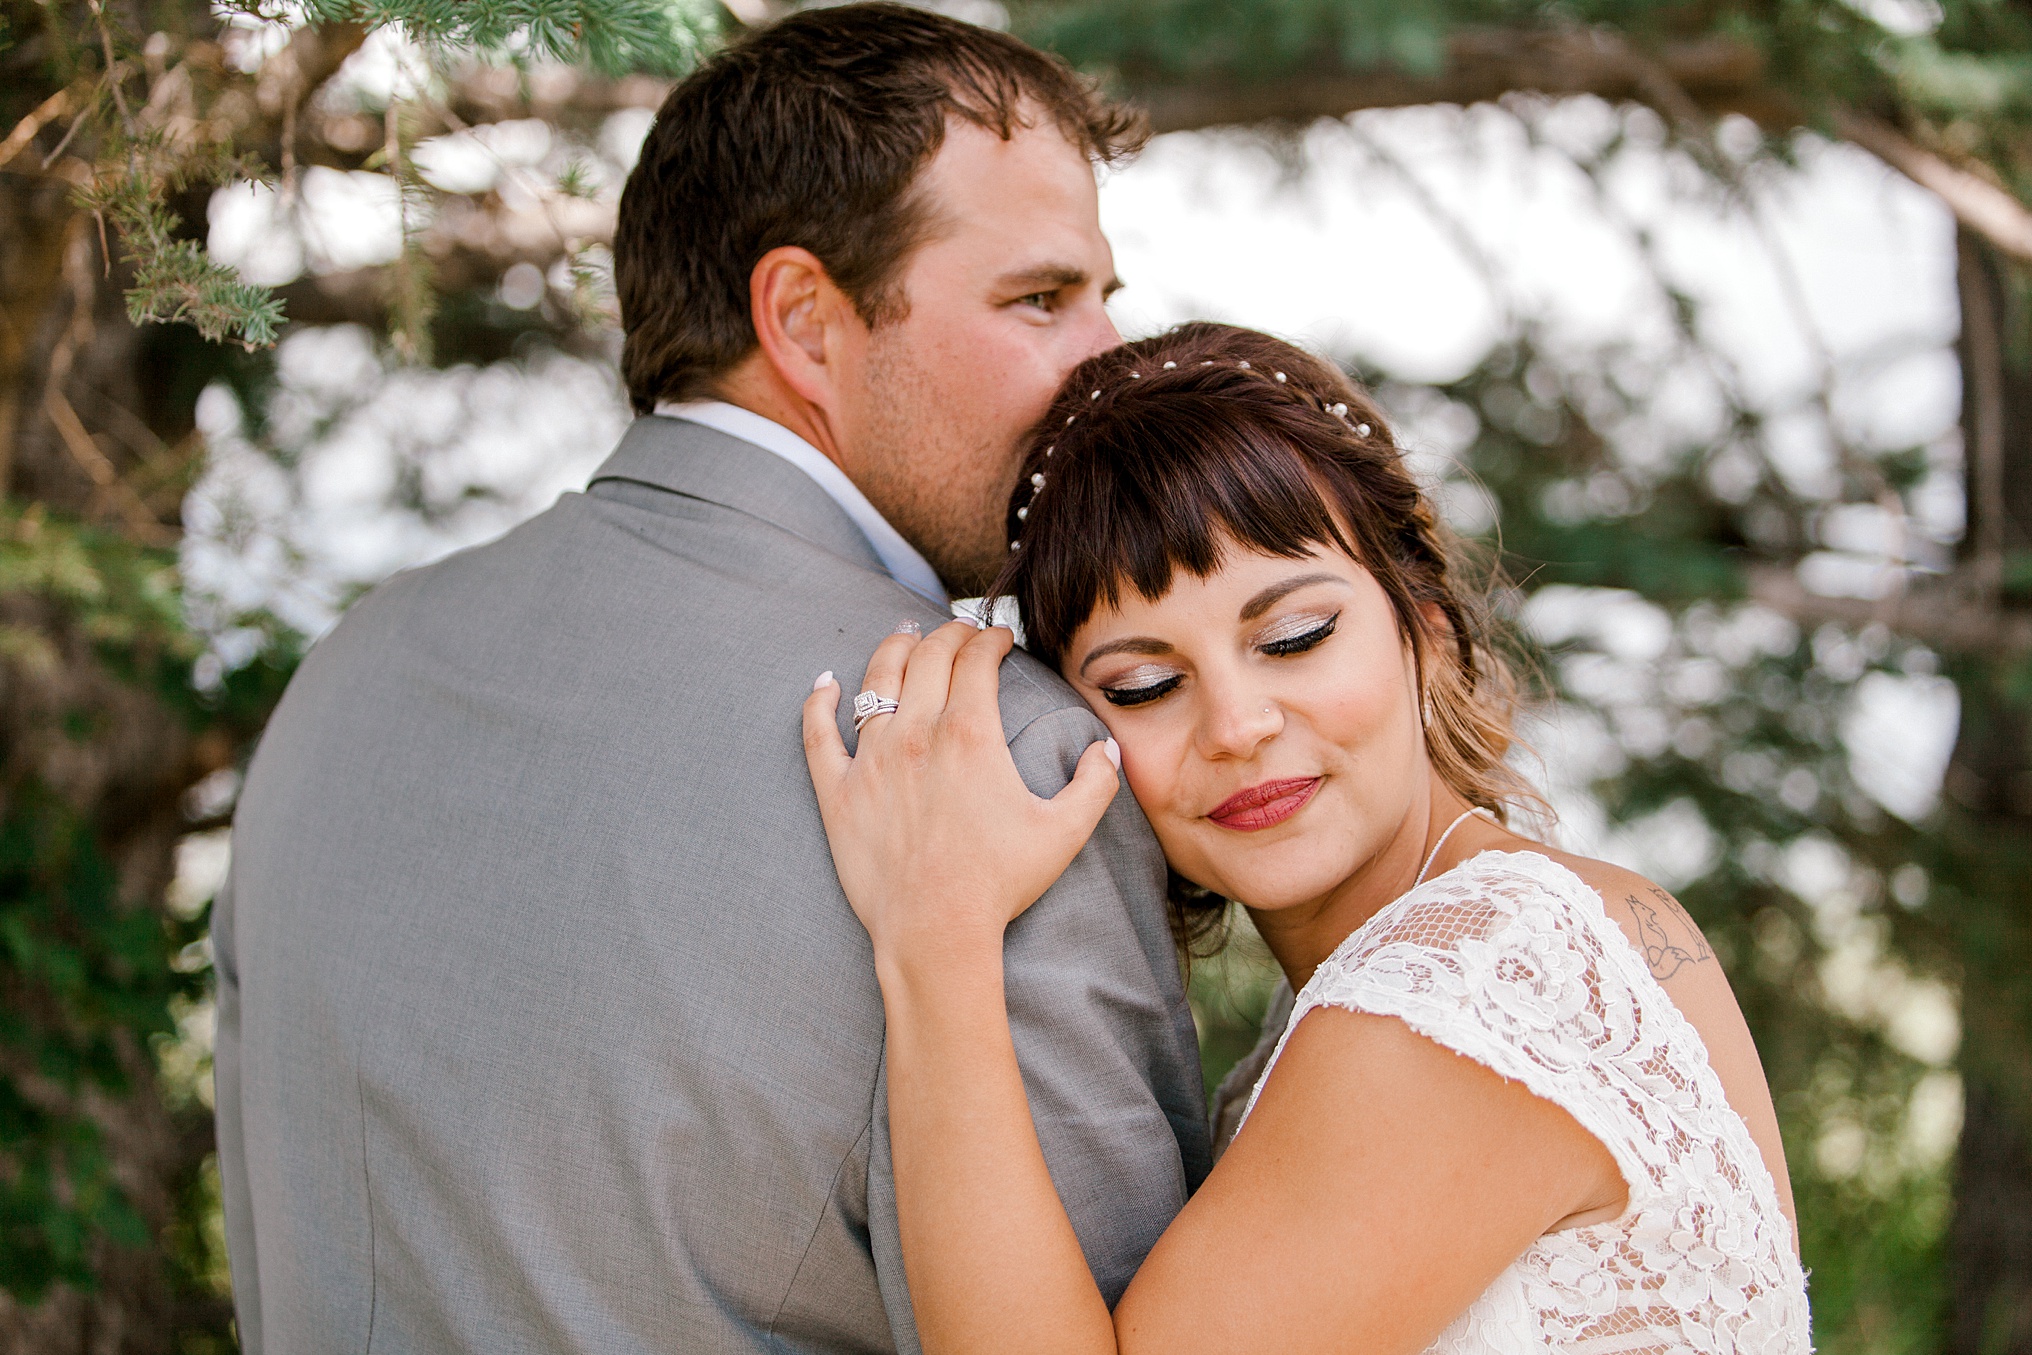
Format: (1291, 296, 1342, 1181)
(212, 5, 1209, 1352)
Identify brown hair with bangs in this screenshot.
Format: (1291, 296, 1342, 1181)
(988, 322, 1543, 955)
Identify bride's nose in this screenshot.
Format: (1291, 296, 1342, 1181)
(1196, 680, 1283, 761)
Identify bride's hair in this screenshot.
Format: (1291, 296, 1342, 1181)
(988, 322, 1544, 955)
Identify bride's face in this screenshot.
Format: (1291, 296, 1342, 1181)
(1062, 544, 1428, 914)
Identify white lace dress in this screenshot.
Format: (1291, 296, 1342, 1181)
(1238, 849, 1812, 1354)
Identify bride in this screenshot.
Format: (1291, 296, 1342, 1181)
(801, 322, 1811, 1354)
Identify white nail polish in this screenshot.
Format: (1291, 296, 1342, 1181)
(814, 671, 833, 691)
(1103, 738, 1121, 770)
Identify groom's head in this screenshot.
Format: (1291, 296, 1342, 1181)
(616, 4, 1143, 593)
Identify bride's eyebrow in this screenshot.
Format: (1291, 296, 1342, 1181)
(1239, 572, 1347, 621)
(1078, 636, 1172, 678)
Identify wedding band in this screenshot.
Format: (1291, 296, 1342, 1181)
(852, 690, 900, 732)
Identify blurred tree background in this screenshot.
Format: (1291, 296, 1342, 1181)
(3, 0, 2030, 1350)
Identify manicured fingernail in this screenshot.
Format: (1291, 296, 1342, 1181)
(895, 620, 921, 635)
(1103, 738, 1121, 770)
(814, 671, 834, 691)
(954, 610, 984, 628)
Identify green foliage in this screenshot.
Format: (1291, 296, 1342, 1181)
(0, 782, 188, 1299)
(0, 509, 198, 675)
(1022, 0, 1463, 82)
(0, 509, 213, 1301)
(226, 0, 716, 77)
(77, 144, 284, 350)
(1019, 0, 1885, 98)
(1792, 1152, 1951, 1354)
(47, 0, 714, 357)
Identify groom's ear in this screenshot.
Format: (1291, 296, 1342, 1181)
(748, 246, 863, 411)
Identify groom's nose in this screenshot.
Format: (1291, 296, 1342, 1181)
(1076, 304, 1122, 363)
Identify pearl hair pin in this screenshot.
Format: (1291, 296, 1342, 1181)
(1009, 354, 1387, 554)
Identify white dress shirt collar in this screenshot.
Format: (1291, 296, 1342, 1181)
(652, 399, 949, 608)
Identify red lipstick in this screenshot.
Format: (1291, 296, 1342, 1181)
(1206, 777, 1320, 832)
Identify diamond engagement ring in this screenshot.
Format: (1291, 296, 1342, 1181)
(852, 690, 901, 732)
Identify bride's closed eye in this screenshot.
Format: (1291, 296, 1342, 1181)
(1096, 612, 1340, 707)
(1099, 664, 1182, 708)
(1257, 610, 1340, 656)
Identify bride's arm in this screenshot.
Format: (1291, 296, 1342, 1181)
(806, 620, 1122, 1353)
(879, 932, 1118, 1353)
(804, 621, 1624, 1355)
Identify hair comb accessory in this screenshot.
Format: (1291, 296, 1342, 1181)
(1163, 361, 1177, 369)
(1065, 414, 1076, 425)
(1016, 506, 1028, 520)
(1330, 403, 1349, 417)
(1357, 422, 1372, 436)
(1090, 390, 1102, 400)
(1238, 360, 1251, 369)
(1274, 371, 1287, 382)
(1031, 473, 1045, 488)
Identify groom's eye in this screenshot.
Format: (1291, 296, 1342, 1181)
(1101, 674, 1183, 707)
(1015, 291, 1054, 309)
(1259, 612, 1339, 657)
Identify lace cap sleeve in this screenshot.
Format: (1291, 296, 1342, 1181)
(1240, 850, 1661, 1202)
(1235, 850, 1813, 1353)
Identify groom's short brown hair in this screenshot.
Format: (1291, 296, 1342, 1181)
(614, 3, 1144, 413)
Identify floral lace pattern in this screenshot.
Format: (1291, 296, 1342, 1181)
(1239, 849, 1811, 1354)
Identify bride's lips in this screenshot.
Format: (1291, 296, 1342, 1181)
(1205, 777, 1321, 832)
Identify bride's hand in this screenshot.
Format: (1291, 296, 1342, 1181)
(802, 619, 1121, 967)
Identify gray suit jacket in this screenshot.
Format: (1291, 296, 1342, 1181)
(212, 416, 1210, 1354)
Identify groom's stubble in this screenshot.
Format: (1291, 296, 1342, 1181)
(855, 327, 1027, 596)
(832, 117, 1125, 597)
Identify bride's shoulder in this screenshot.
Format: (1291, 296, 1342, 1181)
(1359, 844, 1719, 994)
(1513, 847, 1717, 989)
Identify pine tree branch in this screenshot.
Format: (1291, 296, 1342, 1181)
(1747, 564, 2032, 655)
(1130, 29, 1775, 134)
(1126, 29, 2032, 275)
(0, 91, 73, 173)
(1831, 110, 2032, 263)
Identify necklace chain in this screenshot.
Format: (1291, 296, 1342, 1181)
(1413, 807, 1485, 890)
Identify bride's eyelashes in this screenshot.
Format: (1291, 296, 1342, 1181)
(1096, 613, 1341, 707)
(1100, 665, 1184, 708)
(1256, 610, 1340, 657)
